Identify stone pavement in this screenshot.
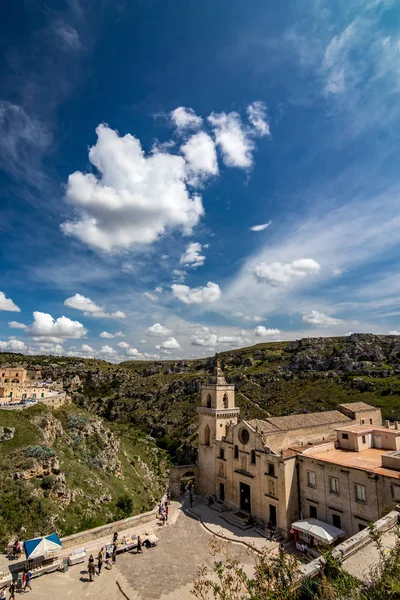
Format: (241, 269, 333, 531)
(188, 500, 278, 553)
(0, 494, 259, 599)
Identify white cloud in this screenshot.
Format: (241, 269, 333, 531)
(26, 312, 87, 339)
(64, 293, 126, 318)
(100, 345, 117, 355)
(389, 330, 400, 335)
(302, 310, 342, 326)
(170, 107, 202, 131)
(171, 281, 221, 304)
(247, 101, 270, 136)
(250, 221, 272, 232)
(233, 312, 264, 322)
(117, 341, 130, 348)
(181, 132, 218, 180)
(62, 124, 204, 251)
(0, 292, 20, 312)
(180, 242, 206, 268)
(156, 337, 181, 350)
(0, 339, 27, 352)
(81, 344, 94, 352)
(191, 328, 218, 347)
(154, 286, 163, 293)
(100, 330, 125, 338)
(8, 321, 27, 329)
(254, 259, 321, 285)
(254, 326, 281, 337)
(146, 323, 172, 337)
(208, 111, 254, 169)
(143, 292, 158, 302)
(172, 269, 187, 283)
(32, 342, 63, 355)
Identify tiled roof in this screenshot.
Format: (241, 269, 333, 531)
(248, 411, 351, 433)
(338, 402, 378, 412)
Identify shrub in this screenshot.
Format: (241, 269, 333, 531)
(115, 494, 133, 518)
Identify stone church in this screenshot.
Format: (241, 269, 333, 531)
(197, 358, 391, 539)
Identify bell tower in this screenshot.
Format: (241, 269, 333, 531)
(197, 355, 240, 498)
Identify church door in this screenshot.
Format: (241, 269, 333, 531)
(219, 483, 225, 502)
(240, 483, 251, 513)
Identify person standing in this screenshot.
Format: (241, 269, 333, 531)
(97, 549, 104, 575)
(0, 588, 6, 600)
(137, 536, 143, 554)
(8, 582, 16, 600)
(88, 555, 95, 582)
(165, 505, 169, 522)
(112, 544, 117, 563)
(23, 569, 32, 593)
(113, 531, 118, 544)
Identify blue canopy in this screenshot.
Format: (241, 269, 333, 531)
(24, 533, 62, 559)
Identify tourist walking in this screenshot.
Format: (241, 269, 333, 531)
(88, 555, 95, 582)
(23, 569, 32, 592)
(8, 582, 15, 600)
(113, 531, 118, 543)
(165, 504, 169, 522)
(137, 536, 143, 554)
(0, 588, 6, 600)
(160, 507, 166, 525)
(97, 548, 104, 575)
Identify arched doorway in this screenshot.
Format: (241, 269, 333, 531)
(169, 465, 199, 498)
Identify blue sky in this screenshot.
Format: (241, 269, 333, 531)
(1, 0, 400, 361)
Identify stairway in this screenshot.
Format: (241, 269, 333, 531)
(209, 501, 228, 513)
(221, 511, 253, 530)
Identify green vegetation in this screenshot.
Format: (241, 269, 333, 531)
(0, 403, 169, 547)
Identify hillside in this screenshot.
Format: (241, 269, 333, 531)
(0, 402, 169, 547)
(2, 333, 400, 543)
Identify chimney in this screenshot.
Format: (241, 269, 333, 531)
(395, 422, 399, 431)
(385, 420, 390, 429)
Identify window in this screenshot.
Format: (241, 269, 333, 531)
(332, 514, 341, 529)
(358, 523, 367, 532)
(362, 435, 366, 444)
(370, 418, 373, 425)
(361, 419, 365, 424)
(234, 445, 239, 460)
(251, 449, 256, 465)
(219, 448, 225, 459)
(239, 428, 250, 444)
(206, 394, 212, 408)
(392, 485, 400, 502)
(307, 471, 316, 488)
(204, 425, 211, 446)
(355, 484, 366, 503)
(223, 393, 228, 408)
(329, 477, 339, 495)
(309, 505, 317, 519)
(268, 463, 275, 477)
(342, 433, 349, 440)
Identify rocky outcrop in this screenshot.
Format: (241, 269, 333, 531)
(0, 426, 15, 442)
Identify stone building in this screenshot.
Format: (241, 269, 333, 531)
(197, 360, 400, 539)
(0, 367, 60, 403)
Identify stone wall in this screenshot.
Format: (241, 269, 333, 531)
(60, 508, 158, 549)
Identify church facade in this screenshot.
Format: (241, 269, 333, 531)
(197, 359, 400, 539)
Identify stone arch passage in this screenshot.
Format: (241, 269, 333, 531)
(169, 465, 198, 498)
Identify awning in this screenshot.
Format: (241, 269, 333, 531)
(291, 518, 344, 543)
(24, 533, 62, 559)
